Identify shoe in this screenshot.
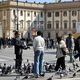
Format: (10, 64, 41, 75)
(34, 74, 39, 78)
(40, 73, 45, 77)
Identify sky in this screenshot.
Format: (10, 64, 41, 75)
(19, 0, 72, 3)
(0, 0, 73, 3)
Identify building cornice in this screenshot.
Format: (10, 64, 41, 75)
(0, 1, 80, 10)
(0, 1, 45, 10)
(45, 1, 80, 10)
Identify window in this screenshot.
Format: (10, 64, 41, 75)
(47, 12, 51, 17)
(27, 20, 31, 29)
(13, 10, 15, 15)
(34, 21, 37, 27)
(48, 32, 51, 38)
(72, 11, 76, 16)
(20, 20, 23, 28)
(47, 21, 51, 29)
(27, 11, 30, 16)
(63, 11, 67, 16)
(40, 21, 43, 24)
(55, 12, 59, 17)
(64, 21, 67, 29)
(56, 21, 59, 29)
(40, 12, 43, 17)
(47, 24, 51, 29)
(39, 21, 43, 30)
(20, 10, 23, 16)
(4, 10, 6, 16)
(34, 12, 36, 17)
(72, 20, 76, 29)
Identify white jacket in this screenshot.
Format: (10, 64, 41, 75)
(33, 36, 45, 52)
(56, 40, 67, 58)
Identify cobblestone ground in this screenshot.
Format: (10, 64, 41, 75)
(0, 46, 80, 80)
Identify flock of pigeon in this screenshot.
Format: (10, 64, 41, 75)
(0, 61, 80, 80)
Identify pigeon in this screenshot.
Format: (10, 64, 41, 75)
(69, 68, 73, 72)
(60, 73, 64, 78)
(73, 73, 76, 77)
(14, 76, 20, 80)
(47, 75, 53, 80)
(22, 75, 29, 80)
(76, 63, 79, 67)
(2, 63, 7, 75)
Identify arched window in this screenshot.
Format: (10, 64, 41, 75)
(20, 10, 23, 16)
(48, 32, 51, 38)
(72, 11, 77, 16)
(55, 21, 59, 29)
(72, 20, 76, 29)
(47, 21, 51, 29)
(64, 20, 68, 29)
(63, 11, 67, 16)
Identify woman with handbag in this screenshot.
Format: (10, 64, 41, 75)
(54, 36, 67, 71)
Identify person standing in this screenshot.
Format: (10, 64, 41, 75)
(33, 31, 45, 78)
(74, 36, 80, 61)
(14, 31, 23, 72)
(0, 37, 2, 49)
(66, 33, 75, 63)
(14, 31, 27, 72)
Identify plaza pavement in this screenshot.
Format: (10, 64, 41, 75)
(0, 46, 80, 80)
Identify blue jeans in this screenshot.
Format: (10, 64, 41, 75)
(69, 49, 74, 63)
(34, 50, 44, 75)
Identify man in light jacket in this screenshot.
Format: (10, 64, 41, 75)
(33, 31, 45, 78)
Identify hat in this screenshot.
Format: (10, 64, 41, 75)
(14, 31, 20, 35)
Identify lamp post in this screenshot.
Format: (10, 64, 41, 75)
(16, 0, 18, 31)
(0, 22, 2, 37)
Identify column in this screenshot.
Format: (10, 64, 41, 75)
(44, 10, 46, 30)
(52, 11, 54, 29)
(69, 10, 71, 30)
(78, 10, 80, 22)
(24, 10, 26, 30)
(60, 11, 62, 30)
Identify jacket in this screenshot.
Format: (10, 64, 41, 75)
(14, 37, 27, 55)
(66, 37, 74, 50)
(33, 36, 45, 52)
(56, 40, 67, 58)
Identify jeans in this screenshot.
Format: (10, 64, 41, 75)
(34, 50, 44, 75)
(69, 49, 74, 63)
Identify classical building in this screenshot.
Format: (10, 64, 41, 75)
(0, 0, 80, 39)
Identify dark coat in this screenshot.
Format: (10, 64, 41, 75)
(75, 37, 80, 51)
(14, 37, 27, 60)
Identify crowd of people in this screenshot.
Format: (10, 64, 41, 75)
(0, 31, 80, 78)
(0, 37, 31, 49)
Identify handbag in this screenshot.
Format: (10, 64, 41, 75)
(61, 47, 69, 55)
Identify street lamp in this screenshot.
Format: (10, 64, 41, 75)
(16, 0, 18, 31)
(0, 22, 2, 37)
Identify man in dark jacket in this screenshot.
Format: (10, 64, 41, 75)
(14, 31, 27, 72)
(74, 36, 80, 61)
(66, 33, 75, 63)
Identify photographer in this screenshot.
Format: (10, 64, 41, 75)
(14, 31, 27, 72)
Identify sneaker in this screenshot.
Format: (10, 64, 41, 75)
(34, 74, 39, 78)
(40, 73, 45, 77)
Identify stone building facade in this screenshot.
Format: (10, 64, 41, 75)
(0, 1, 80, 39)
